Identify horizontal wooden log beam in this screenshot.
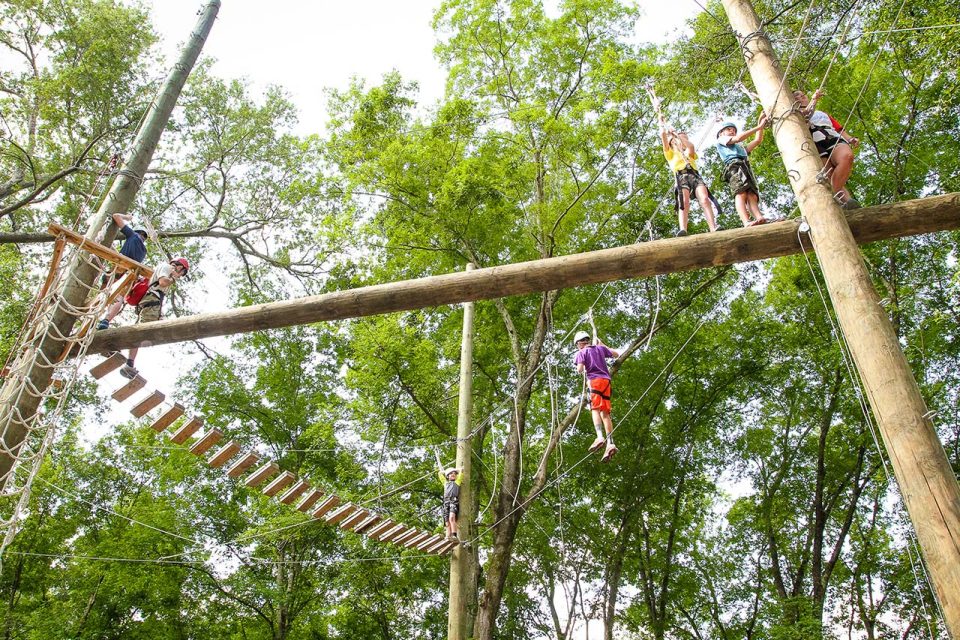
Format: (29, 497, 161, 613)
(87, 194, 960, 353)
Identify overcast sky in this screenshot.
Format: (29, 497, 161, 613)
(143, 0, 695, 134)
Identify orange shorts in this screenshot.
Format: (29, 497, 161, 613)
(588, 378, 612, 414)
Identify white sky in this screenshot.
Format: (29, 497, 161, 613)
(143, 0, 695, 134)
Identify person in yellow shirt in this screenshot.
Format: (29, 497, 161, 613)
(660, 114, 720, 236)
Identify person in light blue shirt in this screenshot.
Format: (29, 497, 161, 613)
(715, 114, 768, 227)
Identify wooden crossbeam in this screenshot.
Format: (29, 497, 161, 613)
(391, 529, 419, 545)
(353, 514, 382, 534)
(403, 532, 431, 549)
(366, 520, 395, 539)
(86, 195, 960, 354)
(149, 403, 185, 432)
(377, 524, 407, 543)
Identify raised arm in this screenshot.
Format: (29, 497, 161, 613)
(744, 114, 768, 153)
(111, 212, 132, 228)
(659, 114, 671, 154)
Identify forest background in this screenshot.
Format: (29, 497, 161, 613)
(1, 0, 959, 639)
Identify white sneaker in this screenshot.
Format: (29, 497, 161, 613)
(588, 436, 606, 453)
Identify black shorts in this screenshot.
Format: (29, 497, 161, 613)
(442, 501, 459, 522)
(815, 136, 848, 158)
(676, 169, 706, 194)
(722, 159, 759, 196)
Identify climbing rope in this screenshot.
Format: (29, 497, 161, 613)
(0, 238, 126, 555)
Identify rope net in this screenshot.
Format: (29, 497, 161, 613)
(0, 235, 124, 554)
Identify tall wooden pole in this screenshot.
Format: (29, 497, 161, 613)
(721, 0, 960, 635)
(448, 263, 477, 640)
(0, 1, 221, 487)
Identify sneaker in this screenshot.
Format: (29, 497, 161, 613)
(119, 364, 137, 380)
(96, 319, 109, 331)
(588, 436, 606, 453)
(601, 443, 619, 463)
(675, 228, 688, 237)
(841, 198, 861, 210)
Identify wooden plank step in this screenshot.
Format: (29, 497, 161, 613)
(296, 488, 324, 512)
(425, 537, 450, 554)
(226, 452, 260, 478)
(324, 503, 356, 526)
(392, 529, 420, 546)
(365, 520, 395, 539)
(351, 513, 383, 535)
(437, 540, 459, 555)
(130, 390, 164, 418)
(262, 471, 295, 497)
(111, 375, 146, 402)
(189, 429, 223, 456)
(278, 480, 310, 505)
(376, 524, 407, 543)
(244, 461, 279, 488)
(417, 535, 445, 552)
(169, 417, 203, 445)
(352, 514, 382, 534)
(90, 352, 127, 379)
(338, 510, 369, 531)
(207, 441, 241, 468)
(149, 403, 185, 432)
(402, 531, 431, 549)
(311, 495, 340, 519)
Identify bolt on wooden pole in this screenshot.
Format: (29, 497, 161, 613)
(448, 263, 477, 640)
(720, 0, 960, 635)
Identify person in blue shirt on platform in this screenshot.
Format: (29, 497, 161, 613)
(715, 114, 768, 227)
(112, 212, 147, 264)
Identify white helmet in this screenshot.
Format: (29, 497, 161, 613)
(444, 467, 459, 477)
(574, 331, 591, 344)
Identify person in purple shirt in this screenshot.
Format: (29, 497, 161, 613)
(573, 331, 621, 462)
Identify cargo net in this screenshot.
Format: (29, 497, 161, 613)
(0, 235, 122, 554)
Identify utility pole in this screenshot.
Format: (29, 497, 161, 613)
(720, 0, 960, 636)
(0, 1, 221, 487)
(448, 263, 477, 640)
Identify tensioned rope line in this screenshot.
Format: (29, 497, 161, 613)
(796, 226, 944, 638)
(5, 549, 441, 567)
(787, 22, 960, 42)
